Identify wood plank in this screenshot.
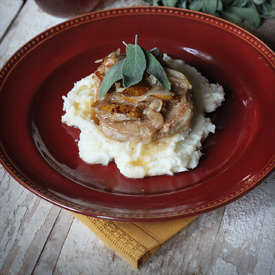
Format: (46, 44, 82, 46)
(32, 210, 74, 275)
(0, 0, 63, 68)
(0, 0, 24, 40)
(0, 0, 145, 67)
(0, 1, 64, 273)
(0, 167, 60, 274)
(52, 216, 124, 275)
(48, 174, 274, 274)
(208, 173, 275, 275)
(16, 206, 61, 275)
(0, 0, 274, 274)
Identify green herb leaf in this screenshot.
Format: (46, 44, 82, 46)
(189, 0, 204, 11)
(180, 0, 188, 8)
(220, 10, 242, 24)
(122, 42, 147, 88)
(162, 0, 179, 6)
(260, 2, 275, 18)
(227, 5, 260, 26)
(98, 59, 124, 98)
(217, 0, 223, 11)
(143, 49, 171, 90)
(152, 0, 160, 5)
(203, 0, 219, 14)
(143, 0, 274, 26)
(253, 0, 265, 4)
(98, 36, 172, 98)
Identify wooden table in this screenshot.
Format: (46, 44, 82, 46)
(0, 1, 274, 274)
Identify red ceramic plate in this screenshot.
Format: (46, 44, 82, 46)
(0, 7, 274, 221)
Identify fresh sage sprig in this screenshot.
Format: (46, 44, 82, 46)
(144, 0, 275, 27)
(99, 36, 171, 98)
(98, 59, 124, 98)
(144, 49, 171, 90)
(122, 36, 147, 88)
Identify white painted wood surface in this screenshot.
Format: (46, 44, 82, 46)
(0, 0, 22, 39)
(0, 1, 274, 274)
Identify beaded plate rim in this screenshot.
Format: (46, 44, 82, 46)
(0, 7, 274, 221)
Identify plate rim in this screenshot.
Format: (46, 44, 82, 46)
(0, 6, 274, 221)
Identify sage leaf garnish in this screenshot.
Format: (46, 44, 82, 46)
(99, 59, 124, 98)
(143, 0, 275, 27)
(98, 35, 171, 98)
(122, 42, 147, 88)
(144, 49, 171, 90)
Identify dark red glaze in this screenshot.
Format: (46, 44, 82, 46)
(0, 7, 274, 221)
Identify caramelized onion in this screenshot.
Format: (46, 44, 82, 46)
(120, 86, 174, 104)
(165, 68, 192, 95)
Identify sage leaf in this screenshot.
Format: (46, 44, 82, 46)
(99, 59, 124, 98)
(190, 0, 204, 11)
(237, 0, 250, 7)
(144, 49, 171, 90)
(180, 1, 188, 8)
(261, 3, 275, 18)
(221, 10, 242, 24)
(222, 0, 234, 5)
(227, 5, 260, 26)
(163, 0, 178, 6)
(253, 0, 265, 4)
(217, 0, 223, 11)
(203, 0, 219, 14)
(143, 0, 275, 26)
(122, 43, 147, 88)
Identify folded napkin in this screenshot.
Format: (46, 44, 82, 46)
(72, 212, 197, 268)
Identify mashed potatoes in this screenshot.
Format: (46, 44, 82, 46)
(62, 54, 224, 178)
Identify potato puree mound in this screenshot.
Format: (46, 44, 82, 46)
(62, 55, 224, 178)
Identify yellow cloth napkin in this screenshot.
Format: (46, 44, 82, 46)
(72, 212, 197, 268)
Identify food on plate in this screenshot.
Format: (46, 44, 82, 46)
(62, 37, 224, 178)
